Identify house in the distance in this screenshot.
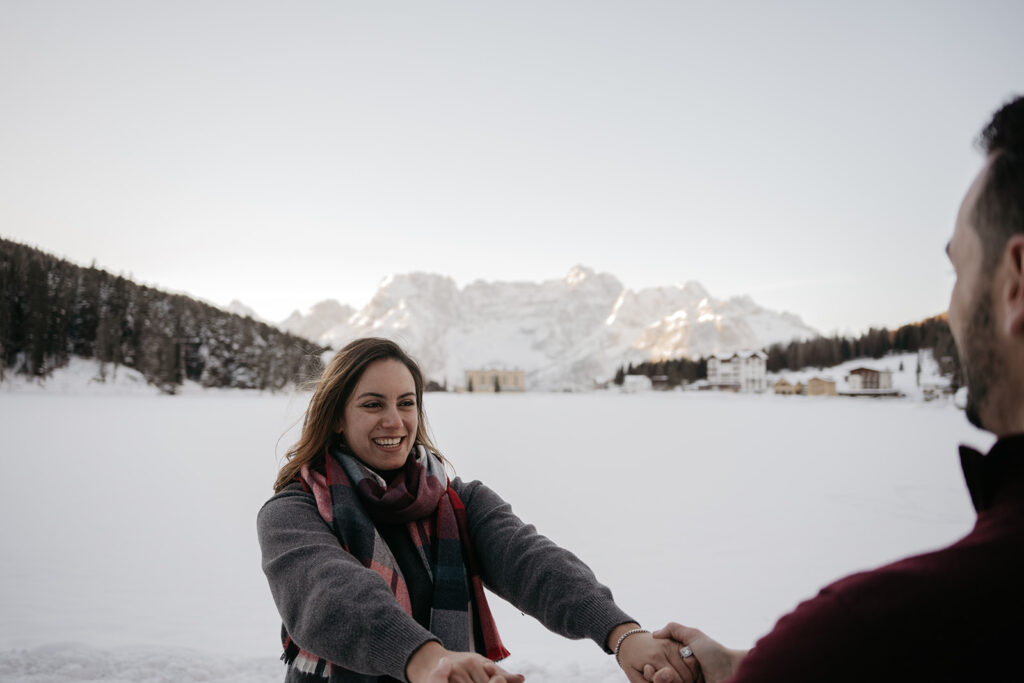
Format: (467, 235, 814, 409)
(773, 378, 799, 395)
(622, 374, 654, 393)
(806, 377, 837, 396)
(847, 368, 888, 389)
(842, 367, 900, 397)
(649, 374, 672, 391)
(846, 368, 893, 391)
(707, 351, 767, 393)
(465, 369, 525, 393)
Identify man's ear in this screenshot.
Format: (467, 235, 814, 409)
(1004, 234, 1024, 336)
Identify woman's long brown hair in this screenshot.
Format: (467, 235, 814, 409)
(274, 337, 444, 493)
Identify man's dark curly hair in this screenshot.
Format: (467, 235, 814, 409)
(973, 95, 1024, 268)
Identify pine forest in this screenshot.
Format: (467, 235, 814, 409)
(0, 238, 325, 393)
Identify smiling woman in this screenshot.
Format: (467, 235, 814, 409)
(337, 359, 422, 472)
(257, 338, 696, 683)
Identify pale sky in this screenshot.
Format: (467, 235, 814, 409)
(2, 1, 1022, 334)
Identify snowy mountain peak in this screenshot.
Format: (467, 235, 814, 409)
(679, 280, 709, 301)
(565, 264, 592, 286)
(225, 299, 261, 320)
(279, 266, 818, 389)
(375, 271, 458, 299)
(565, 264, 614, 289)
(280, 299, 357, 345)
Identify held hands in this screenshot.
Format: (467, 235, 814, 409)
(408, 622, 739, 683)
(643, 623, 748, 683)
(611, 623, 700, 683)
(409, 641, 525, 683)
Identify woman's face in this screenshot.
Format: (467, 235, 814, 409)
(336, 358, 419, 471)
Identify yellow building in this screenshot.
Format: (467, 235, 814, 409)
(465, 369, 525, 393)
(773, 378, 798, 395)
(806, 377, 837, 396)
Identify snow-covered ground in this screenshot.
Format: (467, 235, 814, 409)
(0, 372, 991, 682)
(0, 358, 241, 397)
(0, 358, 158, 396)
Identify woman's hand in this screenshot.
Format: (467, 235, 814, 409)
(647, 622, 747, 683)
(610, 624, 699, 683)
(408, 641, 525, 683)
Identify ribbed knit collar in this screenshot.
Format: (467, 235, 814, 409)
(959, 434, 1024, 512)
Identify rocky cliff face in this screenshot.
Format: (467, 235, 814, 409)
(279, 265, 818, 390)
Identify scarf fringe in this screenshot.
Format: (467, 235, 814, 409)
(283, 637, 333, 679)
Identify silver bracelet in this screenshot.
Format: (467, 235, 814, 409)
(613, 627, 649, 665)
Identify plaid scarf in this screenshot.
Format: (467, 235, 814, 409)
(282, 444, 509, 680)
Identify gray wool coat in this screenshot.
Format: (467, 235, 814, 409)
(257, 477, 634, 682)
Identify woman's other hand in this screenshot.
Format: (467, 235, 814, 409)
(409, 641, 525, 683)
(611, 624, 698, 683)
(649, 623, 747, 683)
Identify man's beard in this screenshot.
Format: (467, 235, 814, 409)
(962, 290, 999, 430)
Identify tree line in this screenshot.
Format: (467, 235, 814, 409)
(0, 238, 326, 392)
(615, 315, 961, 389)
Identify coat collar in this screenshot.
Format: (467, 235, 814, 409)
(959, 434, 1024, 512)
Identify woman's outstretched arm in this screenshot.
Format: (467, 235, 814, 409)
(455, 478, 696, 682)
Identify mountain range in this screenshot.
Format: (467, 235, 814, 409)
(264, 265, 817, 390)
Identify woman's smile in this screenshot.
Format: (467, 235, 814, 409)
(372, 436, 406, 450)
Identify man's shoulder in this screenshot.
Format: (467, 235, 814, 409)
(736, 533, 1024, 682)
(817, 523, 1024, 632)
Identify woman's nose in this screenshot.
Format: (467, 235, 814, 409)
(380, 406, 402, 428)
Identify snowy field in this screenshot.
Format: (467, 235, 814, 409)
(0, 382, 992, 682)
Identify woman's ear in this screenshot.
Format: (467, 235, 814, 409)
(1004, 235, 1024, 336)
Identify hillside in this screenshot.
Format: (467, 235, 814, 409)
(0, 238, 325, 393)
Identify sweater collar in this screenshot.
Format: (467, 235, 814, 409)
(959, 433, 1024, 512)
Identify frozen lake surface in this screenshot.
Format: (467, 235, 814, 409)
(0, 390, 991, 682)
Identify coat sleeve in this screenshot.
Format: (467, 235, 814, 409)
(725, 586, 866, 683)
(256, 486, 438, 681)
(453, 478, 634, 652)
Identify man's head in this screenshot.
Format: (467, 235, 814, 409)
(947, 96, 1024, 433)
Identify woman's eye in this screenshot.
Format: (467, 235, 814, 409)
(362, 401, 381, 409)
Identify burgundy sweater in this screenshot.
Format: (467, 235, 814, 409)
(729, 435, 1024, 682)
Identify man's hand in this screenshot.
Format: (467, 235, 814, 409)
(644, 623, 747, 683)
(610, 623, 699, 683)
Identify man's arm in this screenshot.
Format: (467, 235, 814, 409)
(651, 587, 864, 683)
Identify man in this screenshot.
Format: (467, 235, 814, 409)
(648, 95, 1024, 682)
